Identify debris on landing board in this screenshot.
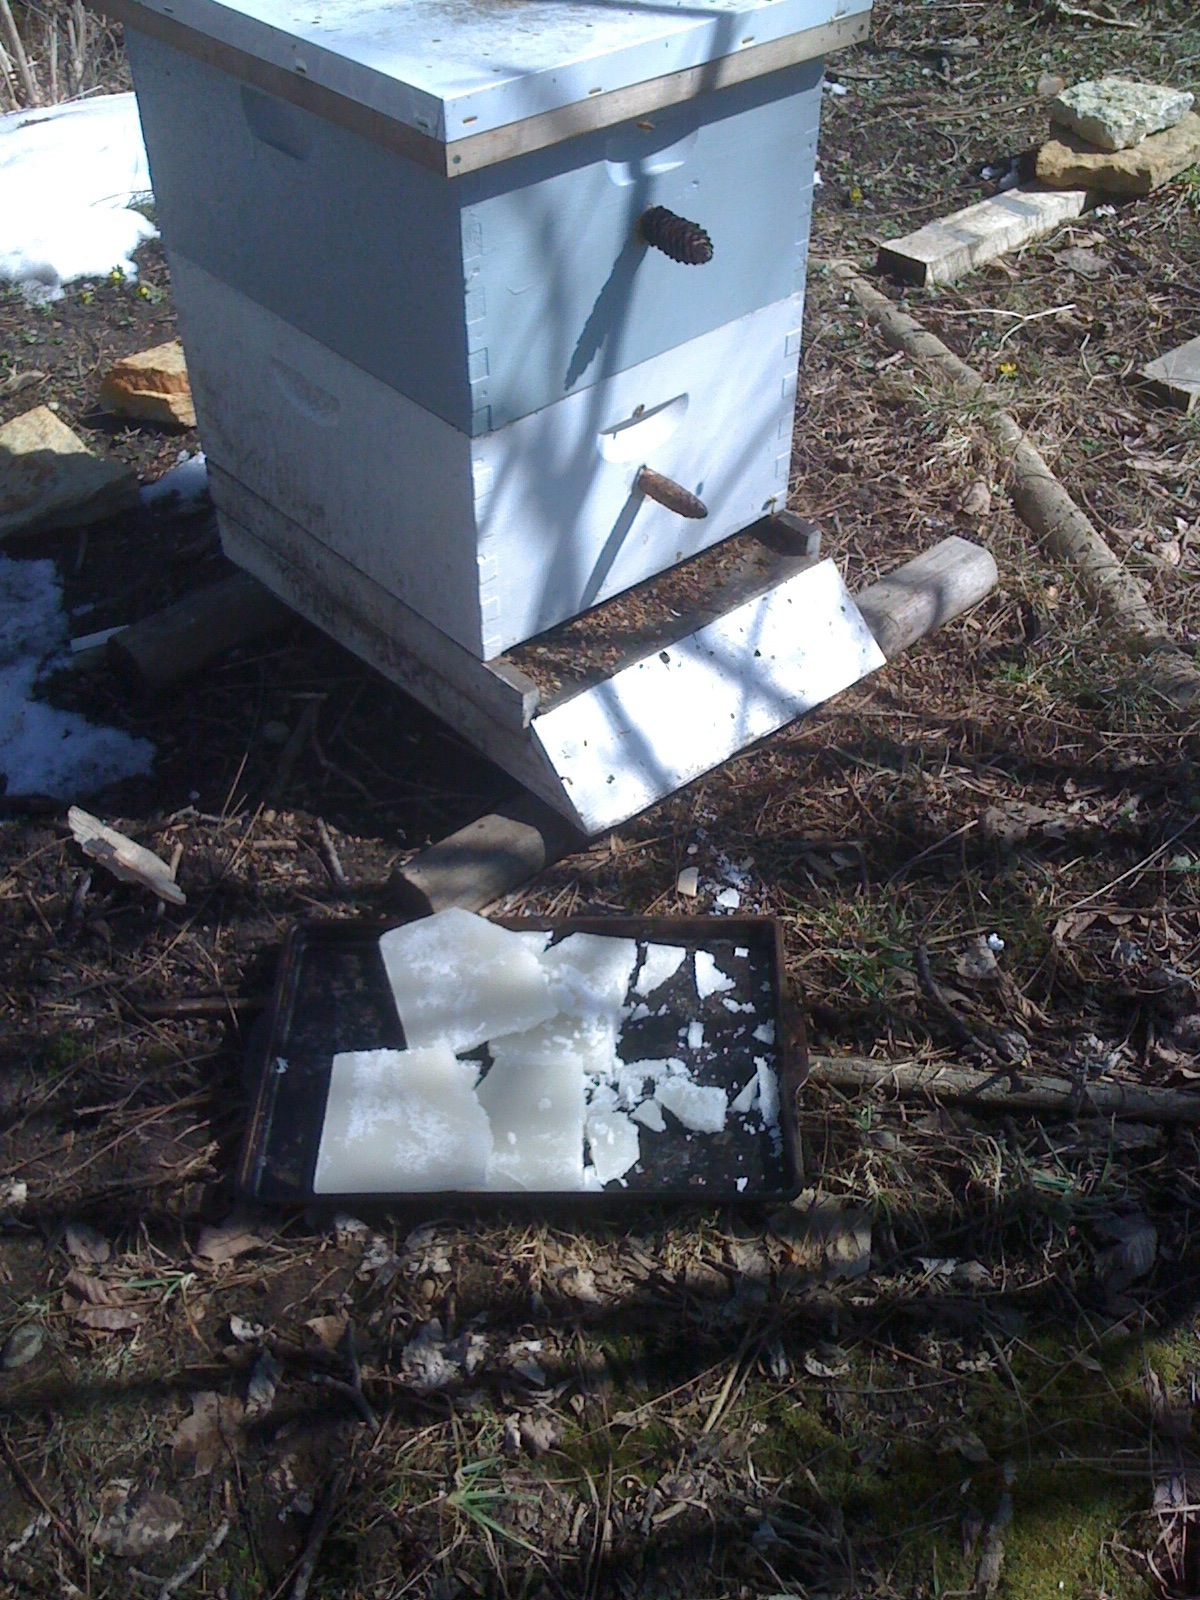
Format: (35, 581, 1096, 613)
(100, 340, 197, 430)
(0, 405, 138, 540)
(1142, 335, 1200, 415)
(68, 806, 186, 905)
(1049, 78, 1194, 153)
(876, 186, 1092, 288)
(1037, 114, 1200, 198)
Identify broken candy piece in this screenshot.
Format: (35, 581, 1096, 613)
(656, 1075, 729, 1134)
(379, 908, 556, 1054)
(314, 1046, 493, 1194)
(477, 1052, 584, 1192)
(540, 932, 638, 1019)
(634, 943, 688, 998)
(586, 1109, 641, 1184)
(686, 1020, 705, 1052)
(490, 1015, 617, 1079)
(632, 1099, 666, 1133)
(755, 1057, 780, 1128)
(694, 950, 735, 1000)
(730, 1076, 758, 1116)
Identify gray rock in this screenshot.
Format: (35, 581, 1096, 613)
(1050, 77, 1194, 152)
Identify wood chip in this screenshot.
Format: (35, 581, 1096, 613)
(68, 808, 186, 906)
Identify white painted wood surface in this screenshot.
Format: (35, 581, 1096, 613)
(530, 559, 886, 834)
(177, 254, 803, 658)
(877, 185, 1092, 287)
(108, 0, 870, 143)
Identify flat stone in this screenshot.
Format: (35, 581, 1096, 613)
(99, 340, 196, 429)
(1036, 113, 1200, 198)
(1142, 334, 1200, 415)
(0, 406, 138, 540)
(1050, 77, 1193, 152)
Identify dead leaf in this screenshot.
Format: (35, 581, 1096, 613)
(519, 1414, 561, 1456)
(74, 1306, 141, 1332)
(803, 1344, 850, 1378)
(1097, 1213, 1157, 1294)
(943, 1427, 990, 1464)
(1055, 246, 1106, 278)
(195, 1212, 263, 1266)
(305, 1314, 348, 1352)
(245, 1349, 281, 1420)
(961, 478, 992, 518)
(228, 1315, 265, 1343)
(771, 1190, 872, 1281)
(93, 1487, 184, 1556)
(555, 1265, 602, 1304)
(170, 1392, 244, 1477)
(64, 1268, 117, 1306)
(68, 807, 185, 906)
(64, 1222, 110, 1265)
(956, 937, 999, 984)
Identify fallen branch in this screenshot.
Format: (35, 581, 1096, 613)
(828, 261, 1200, 710)
(158, 1518, 230, 1600)
(1041, 0, 1141, 28)
(808, 1053, 1200, 1124)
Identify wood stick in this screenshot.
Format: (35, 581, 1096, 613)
(108, 571, 291, 694)
(855, 535, 998, 660)
(0, 0, 37, 106)
(807, 1053, 1200, 1124)
(388, 794, 583, 915)
(828, 261, 1200, 709)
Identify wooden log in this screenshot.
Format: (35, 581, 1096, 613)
(388, 794, 583, 915)
(877, 185, 1092, 288)
(808, 1053, 1200, 1125)
(829, 260, 1200, 710)
(108, 570, 291, 692)
(855, 536, 998, 660)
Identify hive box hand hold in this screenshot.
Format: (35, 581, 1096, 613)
(107, 0, 877, 825)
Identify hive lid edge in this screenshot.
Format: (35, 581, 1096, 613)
(103, 0, 870, 170)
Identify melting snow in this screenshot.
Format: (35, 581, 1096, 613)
(0, 94, 156, 302)
(0, 555, 153, 798)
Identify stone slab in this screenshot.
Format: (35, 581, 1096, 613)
(0, 406, 138, 540)
(1142, 334, 1200, 414)
(99, 340, 196, 429)
(1050, 77, 1193, 152)
(877, 184, 1091, 287)
(1036, 113, 1200, 199)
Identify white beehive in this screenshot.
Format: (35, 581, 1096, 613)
(110, 0, 886, 830)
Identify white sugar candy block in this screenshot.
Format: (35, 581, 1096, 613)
(632, 1098, 666, 1132)
(753, 1021, 775, 1045)
(730, 1075, 759, 1116)
(615, 1058, 671, 1107)
(585, 1080, 619, 1114)
(379, 908, 556, 1054)
(634, 943, 687, 998)
(512, 929, 553, 956)
(489, 1015, 617, 1079)
(722, 998, 755, 1014)
(656, 1075, 729, 1134)
(687, 1020, 705, 1052)
(476, 1052, 584, 1191)
(755, 1057, 780, 1128)
(314, 1046, 492, 1194)
(735, 947, 749, 959)
(541, 932, 639, 1018)
(586, 1109, 641, 1184)
(694, 950, 736, 1000)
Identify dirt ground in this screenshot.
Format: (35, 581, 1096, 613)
(2, 1, 1200, 1596)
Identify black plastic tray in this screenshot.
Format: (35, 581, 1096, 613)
(236, 914, 805, 1207)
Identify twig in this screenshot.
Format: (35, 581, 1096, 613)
(808, 1053, 1200, 1124)
(0, 0, 35, 105)
(287, 1465, 350, 1600)
(0, 1434, 86, 1573)
(827, 260, 1200, 710)
(1042, 0, 1141, 28)
(158, 1518, 230, 1600)
(315, 817, 348, 889)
